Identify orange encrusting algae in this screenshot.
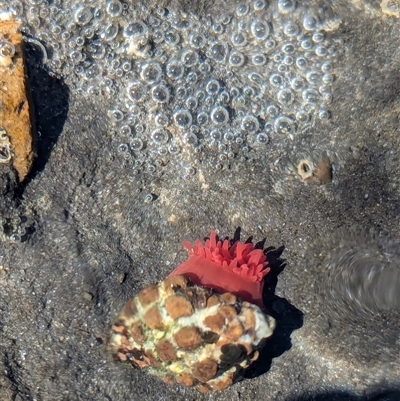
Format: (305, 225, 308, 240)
(169, 231, 270, 308)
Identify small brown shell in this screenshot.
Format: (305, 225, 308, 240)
(108, 275, 276, 392)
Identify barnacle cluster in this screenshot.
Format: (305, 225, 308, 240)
(109, 274, 276, 392)
(0, 0, 343, 186)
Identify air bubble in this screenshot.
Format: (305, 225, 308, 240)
(196, 90, 206, 101)
(274, 115, 295, 136)
(283, 21, 299, 37)
(209, 41, 228, 63)
(265, 38, 276, 51)
(253, 0, 267, 11)
(210, 106, 229, 125)
(190, 125, 199, 134)
(10, 233, 21, 242)
(151, 128, 169, 144)
(106, 0, 122, 17)
(300, 38, 313, 50)
(312, 31, 325, 43)
(243, 86, 255, 98)
(236, 4, 250, 16)
(303, 14, 318, 31)
(322, 73, 334, 84)
(174, 109, 192, 128)
(183, 132, 197, 145)
(187, 71, 198, 84)
(224, 132, 234, 142)
(166, 59, 184, 80)
(176, 86, 187, 99)
(302, 88, 320, 103)
(118, 143, 129, 153)
(165, 31, 180, 46)
(318, 109, 331, 120)
(250, 19, 270, 40)
(197, 112, 209, 125)
(123, 20, 147, 38)
(210, 129, 222, 141)
(282, 42, 295, 54)
(277, 88, 294, 105)
(206, 79, 220, 95)
(264, 122, 273, 133)
(152, 29, 165, 43)
(85, 64, 101, 79)
(181, 48, 199, 67)
(168, 143, 181, 154)
(252, 53, 267, 65)
(296, 56, 307, 70)
(296, 110, 309, 123)
(199, 62, 211, 74)
(267, 104, 280, 118)
(87, 85, 100, 96)
(127, 81, 145, 102)
(315, 45, 327, 57)
(219, 91, 230, 104)
(109, 109, 124, 122)
(241, 115, 259, 133)
(249, 72, 263, 85)
(321, 62, 333, 72)
(75, 36, 85, 47)
(69, 49, 83, 64)
(229, 50, 245, 67)
(151, 84, 170, 103)
(189, 32, 205, 49)
(140, 62, 162, 83)
(119, 125, 131, 136)
(278, 0, 296, 13)
(306, 70, 320, 85)
(130, 138, 143, 151)
(269, 73, 283, 87)
(283, 56, 294, 65)
(155, 113, 169, 127)
(257, 133, 269, 144)
(290, 77, 306, 91)
(102, 22, 119, 41)
(186, 96, 198, 110)
(231, 31, 247, 47)
(122, 61, 131, 71)
(74, 5, 92, 26)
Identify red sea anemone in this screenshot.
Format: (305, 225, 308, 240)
(169, 231, 271, 308)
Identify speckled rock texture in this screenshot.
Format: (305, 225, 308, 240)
(1, 0, 400, 400)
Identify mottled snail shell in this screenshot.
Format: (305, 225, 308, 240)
(109, 275, 276, 392)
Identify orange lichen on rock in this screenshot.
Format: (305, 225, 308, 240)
(0, 16, 33, 181)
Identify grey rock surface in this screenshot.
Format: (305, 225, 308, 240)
(1, 0, 400, 400)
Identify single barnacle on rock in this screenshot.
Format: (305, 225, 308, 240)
(109, 231, 276, 392)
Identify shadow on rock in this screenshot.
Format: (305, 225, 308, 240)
(22, 37, 69, 185)
(286, 388, 400, 401)
(244, 242, 304, 379)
